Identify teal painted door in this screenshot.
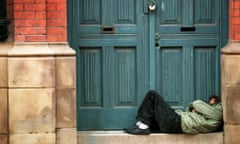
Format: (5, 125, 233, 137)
(73, 0, 228, 130)
(153, 0, 223, 108)
(75, 0, 148, 130)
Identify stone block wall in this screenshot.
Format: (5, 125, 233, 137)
(0, 42, 76, 144)
(221, 0, 240, 144)
(222, 43, 240, 144)
(2, 0, 76, 143)
(0, 43, 12, 144)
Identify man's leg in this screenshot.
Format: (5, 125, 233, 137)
(136, 90, 159, 125)
(136, 90, 182, 133)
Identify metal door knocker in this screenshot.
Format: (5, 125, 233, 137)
(148, 0, 157, 11)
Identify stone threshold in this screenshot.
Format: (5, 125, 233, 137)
(78, 131, 223, 144)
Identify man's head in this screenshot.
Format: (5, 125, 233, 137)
(209, 95, 221, 105)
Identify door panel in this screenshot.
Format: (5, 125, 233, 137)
(78, 45, 140, 130)
(77, 0, 146, 130)
(158, 0, 219, 34)
(154, 0, 221, 108)
(155, 37, 220, 108)
(194, 46, 218, 101)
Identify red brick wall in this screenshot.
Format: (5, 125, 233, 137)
(47, 0, 67, 42)
(7, 0, 238, 42)
(229, 0, 240, 41)
(12, 0, 67, 42)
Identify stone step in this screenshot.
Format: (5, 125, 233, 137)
(78, 131, 223, 144)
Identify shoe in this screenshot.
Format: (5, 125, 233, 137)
(124, 124, 137, 132)
(126, 126, 151, 135)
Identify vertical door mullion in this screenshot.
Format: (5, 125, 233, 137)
(102, 46, 113, 108)
(149, 11, 156, 90)
(102, 0, 113, 26)
(182, 45, 194, 104)
(182, 0, 194, 26)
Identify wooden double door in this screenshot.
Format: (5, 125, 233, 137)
(69, 0, 228, 130)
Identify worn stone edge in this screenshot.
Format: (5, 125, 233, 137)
(0, 42, 75, 57)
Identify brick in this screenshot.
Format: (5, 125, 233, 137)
(47, 34, 67, 42)
(57, 128, 77, 144)
(15, 19, 46, 27)
(35, 0, 46, 3)
(235, 2, 240, 8)
(47, 11, 66, 18)
(47, 3, 56, 10)
(47, 19, 57, 26)
(14, 27, 46, 35)
(232, 18, 240, 25)
(26, 19, 47, 27)
(232, 25, 240, 33)
(234, 33, 240, 41)
(10, 134, 55, 144)
(233, 9, 240, 17)
(0, 89, 8, 134)
(57, 89, 76, 128)
(14, 20, 25, 27)
(56, 3, 66, 11)
(14, 35, 25, 42)
(36, 11, 46, 18)
(26, 35, 47, 42)
(8, 57, 55, 88)
(56, 19, 66, 26)
(13, 4, 23, 11)
(14, 11, 35, 19)
(24, 4, 46, 11)
(229, 9, 240, 17)
(47, 19, 66, 27)
(47, 27, 66, 35)
(9, 88, 56, 134)
(14, 0, 34, 3)
(47, 0, 66, 3)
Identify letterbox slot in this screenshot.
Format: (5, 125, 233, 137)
(101, 26, 115, 34)
(181, 27, 196, 32)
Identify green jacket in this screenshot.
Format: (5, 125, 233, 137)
(176, 100, 223, 134)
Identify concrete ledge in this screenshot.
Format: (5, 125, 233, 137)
(78, 131, 223, 144)
(8, 42, 75, 57)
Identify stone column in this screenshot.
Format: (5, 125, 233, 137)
(221, 0, 240, 144)
(0, 42, 11, 144)
(8, 43, 76, 144)
(222, 43, 240, 144)
(8, 43, 56, 144)
(52, 43, 77, 144)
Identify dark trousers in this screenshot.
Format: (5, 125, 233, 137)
(136, 90, 182, 133)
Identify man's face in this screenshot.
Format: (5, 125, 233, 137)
(209, 98, 215, 105)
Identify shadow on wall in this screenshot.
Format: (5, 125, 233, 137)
(0, 0, 10, 42)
